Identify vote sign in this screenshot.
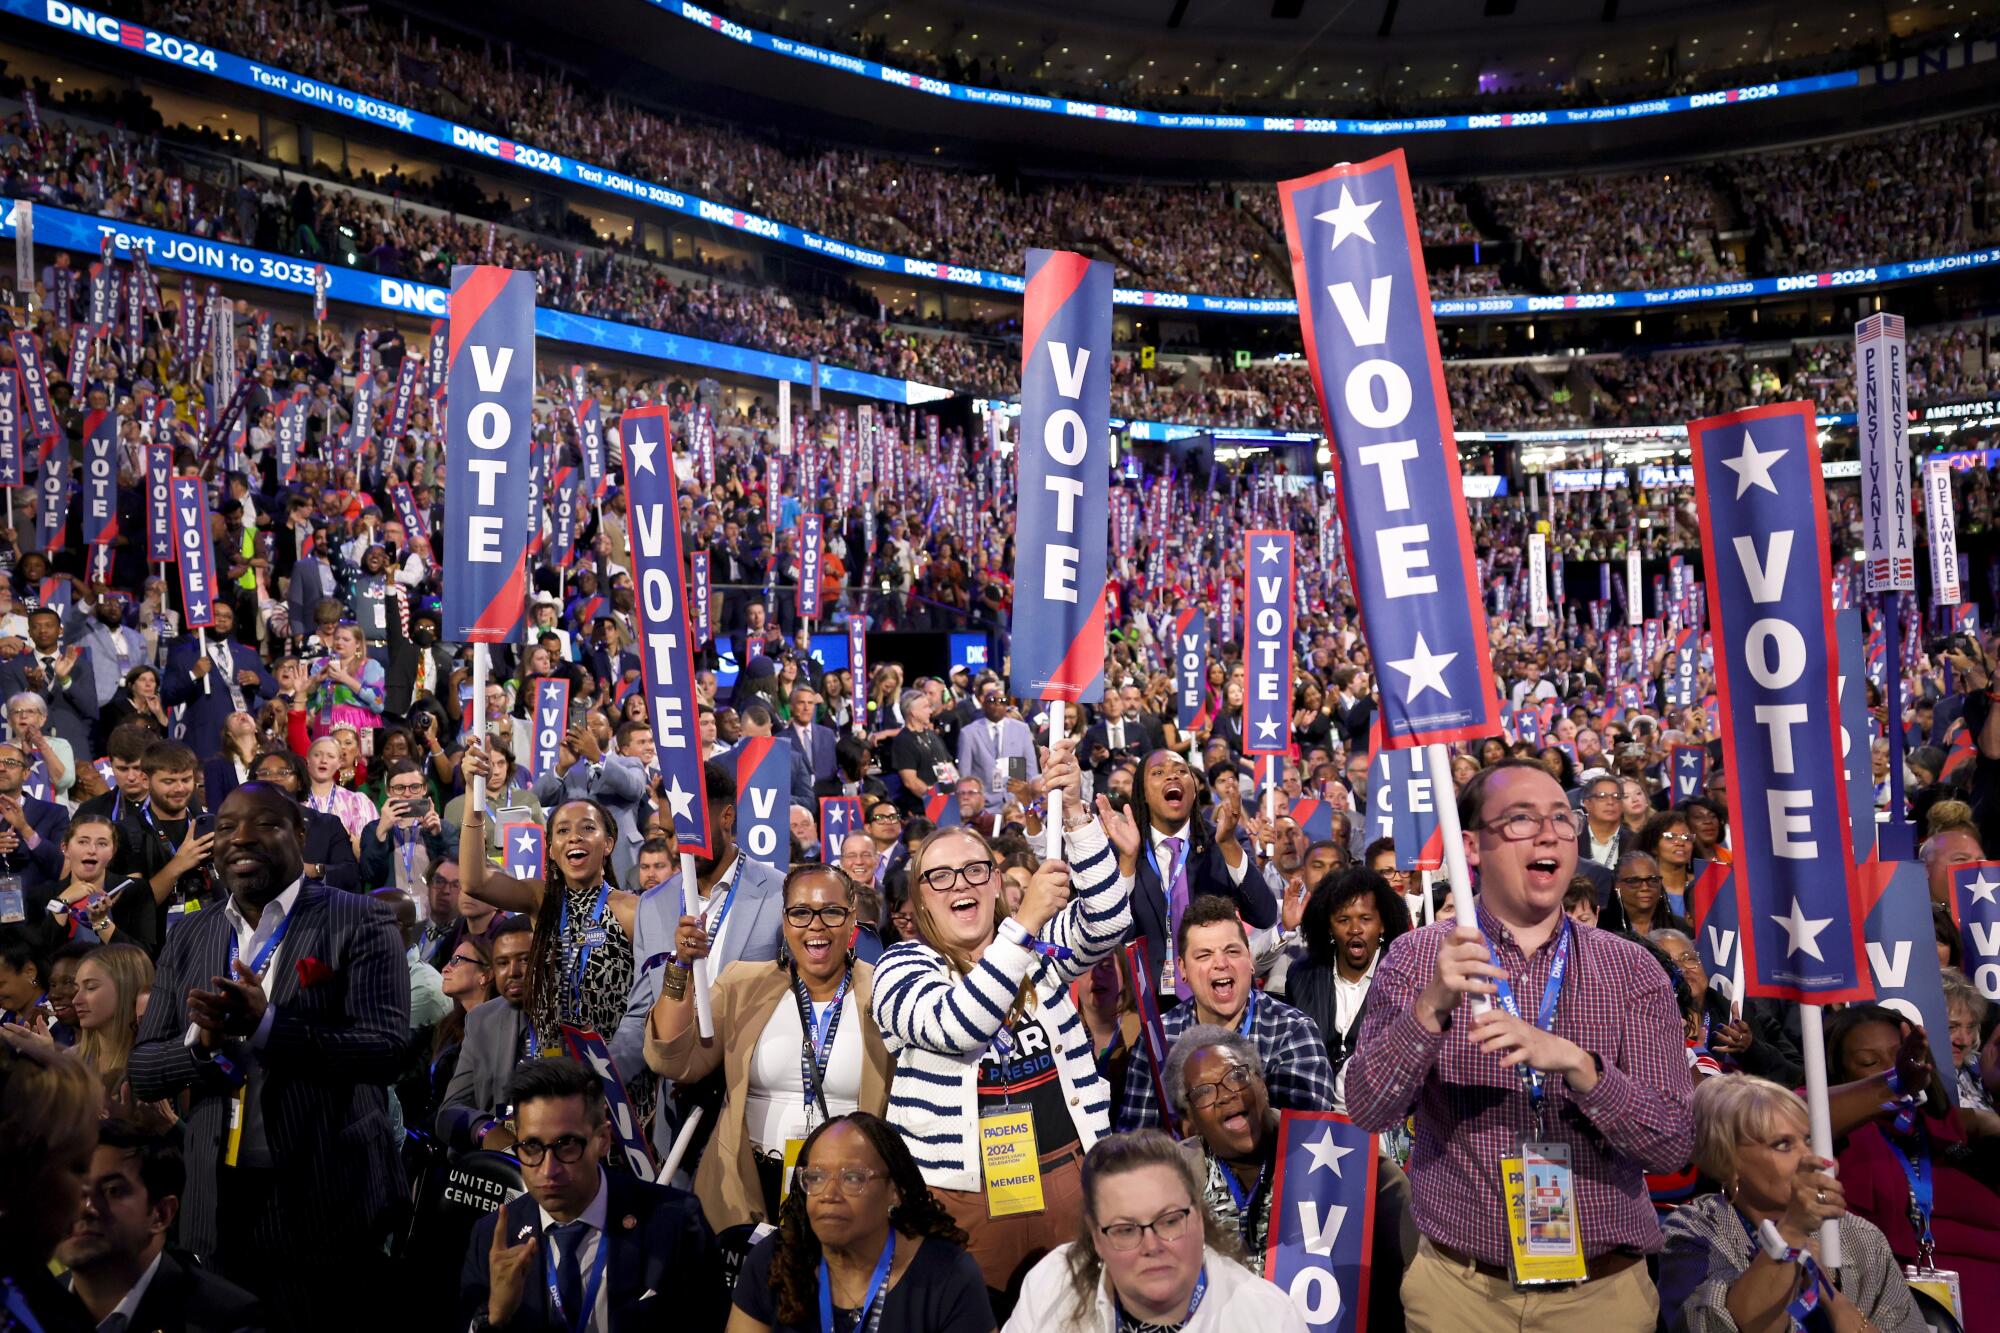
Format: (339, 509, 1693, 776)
(1366, 743, 1443, 872)
(145, 444, 172, 561)
(170, 475, 219, 628)
(618, 404, 711, 857)
(1243, 531, 1295, 756)
(819, 796, 863, 866)
(1691, 401, 1868, 1003)
(1172, 608, 1208, 729)
(442, 265, 534, 643)
(1861, 860, 1956, 1101)
(1010, 249, 1111, 705)
(724, 736, 792, 868)
(502, 821, 545, 881)
(1954, 862, 2000, 1003)
(530, 678, 569, 784)
(1669, 745, 1706, 804)
(81, 409, 118, 546)
(798, 512, 824, 620)
(1278, 149, 1497, 748)
(1263, 1110, 1376, 1333)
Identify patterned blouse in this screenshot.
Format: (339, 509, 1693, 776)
(305, 785, 379, 846)
(530, 879, 651, 1119)
(1195, 1147, 1273, 1276)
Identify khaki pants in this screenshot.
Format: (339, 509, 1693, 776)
(1401, 1237, 1659, 1333)
(936, 1148, 1086, 1297)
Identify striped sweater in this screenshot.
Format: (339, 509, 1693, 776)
(871, 819, 1134, 1191)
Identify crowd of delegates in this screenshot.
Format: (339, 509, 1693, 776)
(83, 1, 2000, 301)
(0, 219, 1993, 1331)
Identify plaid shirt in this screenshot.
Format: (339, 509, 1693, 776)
(1345, 909, 1695, 1267)
(1117, 991, 1337, 1130)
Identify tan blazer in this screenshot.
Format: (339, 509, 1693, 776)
(645, 957, 892, 1233)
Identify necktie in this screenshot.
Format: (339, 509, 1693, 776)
(551, 1220, 591, 1324)
(1162, 835, 1192, 1001)
(39, 654, 53, 682)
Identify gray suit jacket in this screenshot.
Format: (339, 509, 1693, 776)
(532, 753, 649, 887)
(955, 714, 1041, 811)
(62, 612, 149, 708)
(440, 994, 527, 1123)
(127, 882, 409, 1257)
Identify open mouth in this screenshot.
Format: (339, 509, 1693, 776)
(801, 934, 832, 964)
(1162, 780, 1187, 805)
(948, 895, 980, 925)
(1221, 1110, 1249, 1134)
(1207, 974, 1237, 1005)
(1342, 937, 1371, 963)
(225, 853, 268, 876)
(1525, 856, 1562, 886)
(564, 847, 590, 869)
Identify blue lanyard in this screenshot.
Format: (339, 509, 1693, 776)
(1480, 919, 1572, 1118)
(398, 824, 417, 885)
(228, 904, 295, 976)
(543, 1224, 608, 1333)
(1116, 1266, 1207, 1331)
(701, 857, 746, 948)
(1236, 989, 1258, 1037)
(818, 1233, 894, 1333)
(2, 1276, 48, 1333)
(796, 967, 852, 1125)
(1148, 833, 1189, 897)
(557, 882, 612, 1004)
(1888, 1127, 1936, 1256)
(1218, 1157, 1265, 1215)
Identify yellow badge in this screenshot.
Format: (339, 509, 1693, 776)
(779, 1137, 807, 1204)
(979, 1106, 1044, 1219)
(1502, 1142, 1587, 1287)
(223, 1088, 246, 1168)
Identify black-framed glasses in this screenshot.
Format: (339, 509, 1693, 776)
(784, 904, 853, 929)
(387, 785, 427, 799)
(920, 860, 994, 895)
(1098, 1206, 1194, 1251)
(797, 1166, 883, 1196)
(868, 810, 902, 825)
(514, 1135, 590, 1167)
(1478, 811, 1581, 842)
(1618, 874, 1665, 888)
(443, 953, 484, 970)
(1186, 1065, 1255, 1110)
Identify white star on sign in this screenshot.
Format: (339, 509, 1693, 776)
(1771, 897, 1834, 961)
(1386, 632, 1457, 703)
(1302, 1129, 1354, 1177)
(664, 776, 694, 821)
(1255, 715, 1280, 740)
(513, 830, 538, 855)
(1680, 752, 1700, 768)
(1965, 871, 2000, 906)
(1313, 184, 1380, 253)
(628, 424, 659, 475)
(1720, 430, 1787, 500)
(176, 480, 196, 499)
(1257, 538, 1283, 565)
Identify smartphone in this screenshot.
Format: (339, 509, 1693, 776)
(193, 813, 216, 838)
(568, 702, 588, 729)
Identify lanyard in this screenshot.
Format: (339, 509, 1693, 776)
(1236, 990, 1258, 1038)
(228, 903, 295, 977)
(1116, 1267, 1207, 1332)
(796, 967, 852, 1127)
(1480, 919, 1571, 1130)
(1888, 1127, 1938, 1266)
(1218, 1157, 1265, 1216)
(701, 856, 746, 951)
(543, 1225, 608, 1333)
(398, 823, 417, 886)
(557, 882, 612, 1004)
(2, 1276, 48, 1333)
(817, 1233, 894, 1333)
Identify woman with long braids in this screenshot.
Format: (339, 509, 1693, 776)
(726, 1111, 994, 1333)
(647, 863, 892, 1231)
(455, 738, 648, 1119)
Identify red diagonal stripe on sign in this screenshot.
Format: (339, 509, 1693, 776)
(447, 266, 513, 368)
(737, 736, 771, 802)
(1021, 251, 1092, 379)
(1044, 583, 1109, 700)
(467, 549, 526, 643)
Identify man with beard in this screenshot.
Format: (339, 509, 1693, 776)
(55, 1119, 264, 1331)
(438, 915, 536, 1147)
(127, 781, 408, 1329)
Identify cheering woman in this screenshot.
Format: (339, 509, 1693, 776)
(648, 863, 893, 1231)
(871, 739, 1140, 1303)
(457, 738, 648, 1117)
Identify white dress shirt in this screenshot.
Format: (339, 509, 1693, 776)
(221, 876, 304, 1051)
(72, 1250, 162, 1333)
(535, 1167, 610, 1333)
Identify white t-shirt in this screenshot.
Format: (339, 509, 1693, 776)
(743, 986, 864, 1151)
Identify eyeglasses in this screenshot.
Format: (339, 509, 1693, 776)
(387, 785, 427, 798)
(1667, 954, 1705, 974)
(1097, 1206, 1195, 1251)
(1586, 790, 1621, 802)
(920, 860, 995, 894)
(1618, 874, 1665, 888)
(514, 1134, 590, 1167)
(443, 953, 484, 970)
(784, 904, 853, 928)
(796, 1166, 884, 1196)
(868, 810, 902, 825)
(1478, 811, 1581, 842)
(1186, 1065, 1255, 1110)
(1658, 831, 1694, 843)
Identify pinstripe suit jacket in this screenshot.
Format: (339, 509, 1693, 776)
(128, 881, 411, 1257)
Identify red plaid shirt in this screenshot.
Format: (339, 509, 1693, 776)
(1345, 907, 1694, 1267)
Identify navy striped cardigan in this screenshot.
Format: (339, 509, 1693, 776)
(870, 819, 1133, 1191)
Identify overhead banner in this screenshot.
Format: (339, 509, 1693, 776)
(1854, 314, 1914, 592)
(1172, 608, 1208, 730)
(502, 820, 545, 881)
(1278, 149, 1497, 748)
(798, 511, 823, 621)
(1262, 1110, 1377, 1333)
(1924, 459, 1961, 607)
(1010, 248, 1110, 705)
(80, 408, 117, 546)
(442, 265, 533, 643)
(724, 736, 792, 868)
(530, 677, 569, 784)
(1953, 862, 2000, 1002)
(819, 795, 863, 865)
(170, 472, 219, 627)
(1527, 531, 1549, 628)
(1692, 401, 1868, 1003)
(1243, 530, 1295, 756)
(618, 404, 712, 857)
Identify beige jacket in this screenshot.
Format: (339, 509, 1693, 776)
(645, 957, 892, 1233)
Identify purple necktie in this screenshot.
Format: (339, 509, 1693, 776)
(1163, 835, 1192, 1000)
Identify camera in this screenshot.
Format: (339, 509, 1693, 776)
(1923, 633, 1976, 658)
